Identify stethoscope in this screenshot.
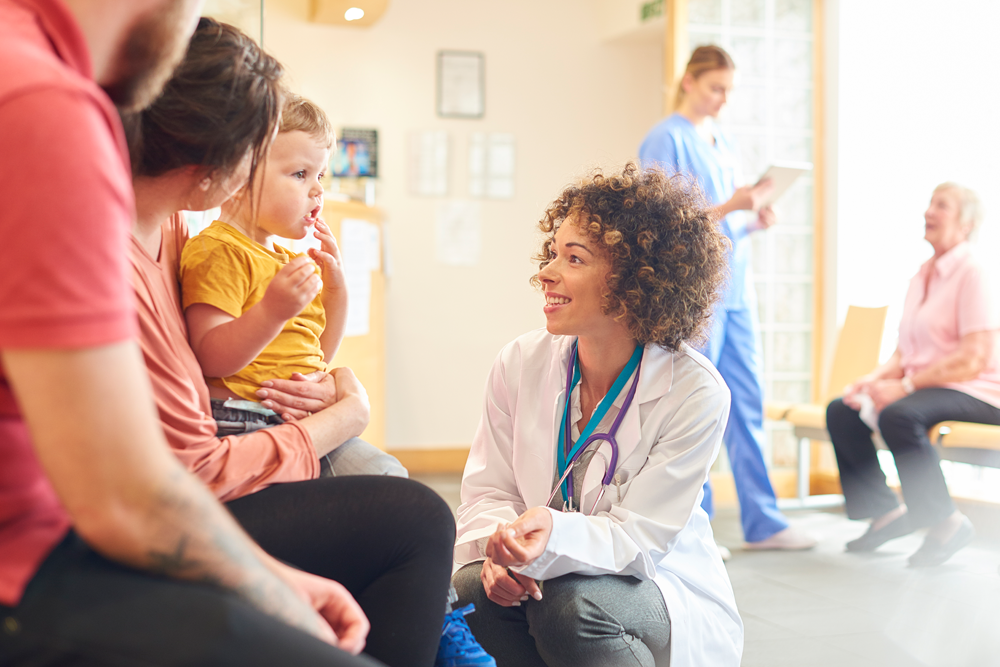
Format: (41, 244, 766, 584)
(546, 342, 644, 515)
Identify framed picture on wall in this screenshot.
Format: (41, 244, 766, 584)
(437, 51, 484, 119)
(331, 128, 379, 178)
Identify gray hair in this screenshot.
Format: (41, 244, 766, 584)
(934, 182, 984, 234)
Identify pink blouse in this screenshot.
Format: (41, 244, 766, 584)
(898, 242, 1000, 408)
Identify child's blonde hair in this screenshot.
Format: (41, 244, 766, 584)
(280, 93, 335, 149)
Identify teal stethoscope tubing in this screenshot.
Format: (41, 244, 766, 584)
(553, 342, 644, 513)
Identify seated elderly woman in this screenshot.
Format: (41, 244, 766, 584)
(828, 182, 1000, 567)
(453, 164, 743, 667)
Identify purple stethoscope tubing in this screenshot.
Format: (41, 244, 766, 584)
(550, 344, 643, 514)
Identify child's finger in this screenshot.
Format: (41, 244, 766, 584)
(310, 249, 339, 273)
(307, 247, 326, 263)
(288, 262, 321, 287)
(275, 256, 314, 284)
(313, 231, 340, 256)
(281, 255, 313, 272)
(307, 275, 322, 295)
(313, 223, 342, 256)
(291, 274, 322, 298)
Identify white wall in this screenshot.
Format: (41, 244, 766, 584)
(263, 0, 663, 447)
(836, 0, 1000, 360)
(592, 0, 664, 42)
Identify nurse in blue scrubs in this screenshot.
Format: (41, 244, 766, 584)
(639, 45, 815, 551)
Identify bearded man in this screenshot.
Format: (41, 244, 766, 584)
(0, 3, 375, 664)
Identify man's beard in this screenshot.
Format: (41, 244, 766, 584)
(102, 0, 202, 112)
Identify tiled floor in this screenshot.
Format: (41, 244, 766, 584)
(413, 473, 1000, 667)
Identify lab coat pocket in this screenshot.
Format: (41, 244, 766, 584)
(609, 463, 644, 505)
(581, 447, 646, 514)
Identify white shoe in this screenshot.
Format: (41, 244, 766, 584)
(744, 527, 817, 551)
(716, 543, 732, 561)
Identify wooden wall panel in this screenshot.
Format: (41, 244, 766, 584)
(322, 198, 386, 450)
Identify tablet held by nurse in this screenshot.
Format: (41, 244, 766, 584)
(639, 45, 816, 552)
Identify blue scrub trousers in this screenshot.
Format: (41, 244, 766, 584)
(700, 306, 789, 542)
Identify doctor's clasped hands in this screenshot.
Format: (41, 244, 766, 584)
(481, 508, 552, 606)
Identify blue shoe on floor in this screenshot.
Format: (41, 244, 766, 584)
(435, 604, 496, 667)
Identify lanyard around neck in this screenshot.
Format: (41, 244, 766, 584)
(557, 342, 643, 502)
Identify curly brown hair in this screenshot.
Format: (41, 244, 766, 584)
(531, 163, 728, 351)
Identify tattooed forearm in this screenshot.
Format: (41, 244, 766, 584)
(135, 469, 323, 638)
(146, 535, 231, 590)
(148, 535, 202, 576)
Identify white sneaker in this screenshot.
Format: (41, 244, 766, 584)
(744, 527, 817, 551)
(716, 543, 732, 561)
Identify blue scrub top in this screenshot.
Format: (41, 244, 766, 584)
(639, 113, 754, 310)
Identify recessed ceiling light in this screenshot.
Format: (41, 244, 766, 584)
(344, 7, 365, 21)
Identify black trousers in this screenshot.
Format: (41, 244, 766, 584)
(0, 476, 455, 667)
(827, 388, 1000, 526)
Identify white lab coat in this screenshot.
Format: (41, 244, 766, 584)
(455, 329, 743, 667)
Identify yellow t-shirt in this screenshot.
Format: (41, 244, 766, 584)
(178, 220, 326, 401)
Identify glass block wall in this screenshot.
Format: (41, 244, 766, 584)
(687, 0, 815, 469)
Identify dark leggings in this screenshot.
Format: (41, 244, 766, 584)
(827, 388, 1000, 526)
(0, 476, 454, 667)
(0, 532, 385, 667)
(226, 476, 456, 667)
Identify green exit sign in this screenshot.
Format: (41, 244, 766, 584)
(641, 0, 664, 22)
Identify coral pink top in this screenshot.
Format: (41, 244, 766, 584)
(129, 214, 320, 502)
(898, 241, 1000, 408)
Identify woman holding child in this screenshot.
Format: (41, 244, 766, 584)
(453, 164, 743, 667)
(123, 18, 472, 667)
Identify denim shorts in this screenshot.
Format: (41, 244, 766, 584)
(210, 398, 284, 437)
(209, 399, 406, 479)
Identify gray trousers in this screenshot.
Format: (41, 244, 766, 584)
(453, 562, 670, 667)
(322, 437, 408, 478)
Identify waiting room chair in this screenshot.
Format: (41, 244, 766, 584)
(931, 421, 1000, 469)
(769, 305, 889, 508)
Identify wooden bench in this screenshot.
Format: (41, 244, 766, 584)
(931, 421, 1000, 468)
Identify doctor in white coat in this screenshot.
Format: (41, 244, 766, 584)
(453, 164, 744, 667)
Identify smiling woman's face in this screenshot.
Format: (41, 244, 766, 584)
(537, 219, 617, 339)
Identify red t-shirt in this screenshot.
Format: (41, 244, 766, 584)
(0, 0, 136, 606)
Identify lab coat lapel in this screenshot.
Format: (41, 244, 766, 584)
(614, 345, 674, 469)
(520, 335, 573, 509)
(579, 345, 675, 499)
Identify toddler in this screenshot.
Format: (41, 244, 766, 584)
(179, 94, 345, 436)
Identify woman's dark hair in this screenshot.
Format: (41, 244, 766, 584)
(532, 163, 728, 351)
(121, 17, 283, 196)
